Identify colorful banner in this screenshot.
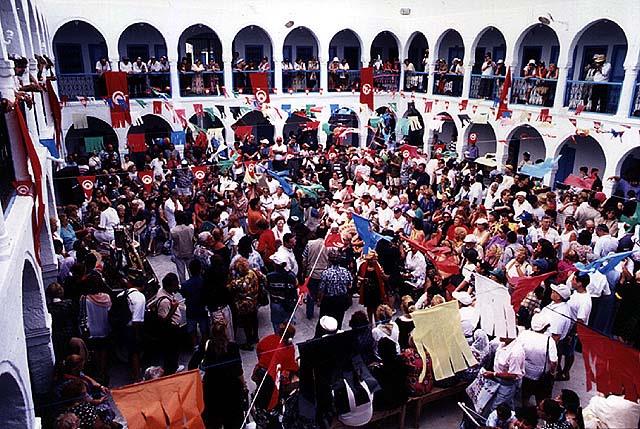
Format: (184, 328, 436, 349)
(510, 272, 556, 312)
(474, 274, 517, 339)
(495, 67, 511, 120)
(84, 136, 104, 153)
(104, 71, 131, 128)
(127, 133, 147, 153)
(191, 165, 208, 185)
(137, 170, 153, 193)
(359, 67, 374, 110)
(170, 131, 186, 147)
(152, 100, 162, 114)
(234, 125, 253, 141)
(77, 175, 96, 200)
(45, 80, 63, 149)
(249, 72, 271, 104)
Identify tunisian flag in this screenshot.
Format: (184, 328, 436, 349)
(249, 72, 271, 104)
(495, 67, 511, 120)
(360, 67, 374, 110)
(105, 71, 131, 128)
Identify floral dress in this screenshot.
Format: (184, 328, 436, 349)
(228, 270, 260, 322)
(401, 347, 434, 396)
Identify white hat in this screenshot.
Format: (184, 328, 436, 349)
(330, 222, 339, 229)
(452, 291, 473, 306)
(497, 59, 504, 64)
(332, 57, 340, 62)
(530, 312, 550, 332)
(463, 234, 477, 244)
(260, 138, 269, 144)
(320, 316, 338, 333)
(236, 58, 245, 65)
(270, 252, 287, 266)
(345, 179, 354, 186)
(198, 231, 212, 242)
(550, 283, 571, 300)
(475, 218, 488, 225)
(516, 191, 527, 197)
(405, 209, 416, 218)
(528, 59, 536, 65)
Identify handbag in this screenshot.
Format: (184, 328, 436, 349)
(538, 337, 555, 392)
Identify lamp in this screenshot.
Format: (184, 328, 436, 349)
(538, 14, 552, 25)
(400, 8, 411, 15)
(285, 21, 294, 28)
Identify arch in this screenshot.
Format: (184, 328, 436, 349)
(118, 22, 167, 62)
(64, 116, 118, 157)
(462, 123, 497, 158)
(616, 147, 640, 185)
(405, 31, 429, 71)
(188, 112, 224, 131)
(232, 25, 274, 67)
(435, 29, 465, 64)
(512, 23, 560, 70)
(567, 19, 628, 71)
(282, 110, 319, 150)
(231, 110, 275, 142)
(0, 365, 29, 428)
(177, 24, 224, 96)
(553, 135, 606, 185)
(370, 31, 400, 64)
(328, 29, 362, 69)
(283, 26, 321, 92)
(504, 124, 547, 168)
(52, 20, 108, 77)
(328, 107, 359, 147)
(430, 112, 459, 150)
(178, 23, 223, 65)
(470, 26, 507, 71)
(127, 114, 173, 146)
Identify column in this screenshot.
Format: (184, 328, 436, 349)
(0, 200, 11, 260)
(167, 59, 180, 100)
(461, 61, 474, 99)
(28, 59, 46, 135)
(552, 65, 570, 111)
(426, 60, 437, 97)
(274, 56, 283, 94)
(320, 59, 328, 93)
(616, 66, 640, 118)
(222, 56, 233, 95)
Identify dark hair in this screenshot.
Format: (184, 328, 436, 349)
(282, 232, 294, 245)
(237, 235, 254, 258)
(560, 389, 585, 429)
(595, 223, 609, 234)
(574, 273, 590, 289)
(188, 259, 202, 276)
(496, 403, 512, 420)
(577, 230, 592, 246)
(162, 272, 179, 290)
(514, 406, 538, 427)
(349, 310, 370, 328)
(506, 231, 517, 244)
(541, 399, 563, 421)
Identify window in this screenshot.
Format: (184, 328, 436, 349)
(329, 46, 338, 62)
(88, 43, 108, 70)
(154, 44, 167, 60)
(0, 98, 15, 211)
(55, 43, 83, 74)
(283, 45, 292, 62)
(245, 45, 264, 64)
(343, 47, 360, 69)
(579, 45, 607, 80)
(296, 46, 313, 62)
(448, 46, 464, 66)
(550, 45, 560, 66)
(127, 44, 149, 61)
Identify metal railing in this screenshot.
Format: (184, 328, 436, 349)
(630, 82, 640, 117)
(179, 71, 224, 97)
(373, 70, 400, 91)
(232, 70, 275, 94)
(469, 74, 505, 100)
(432, 73, 463, 97)
(57, 72, 172, 100)
(403, 71, 429, 93)
(282, 70, 321, 92)
(510, 77, 557, 107)
(564, 80, 622, 115)
(327, 69, 360, 92)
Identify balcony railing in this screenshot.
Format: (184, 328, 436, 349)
(630, 82, 640, 117)
(57, 72, 171, 100)
(232, 70, 275, 94)
(373, 71, 400, 92)
(282, 70, 320, 92)
(433, 73, 463, 97)
(179, 71, 224, 97)
(403, 71, 429, 93)
(469, 74, 505, 100)
(510, 77, 557, 107)
(328, 69, 360, 92)
(564, 80, 622, 115)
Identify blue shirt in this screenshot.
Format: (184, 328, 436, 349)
(319, 265, 352, 297)
(181, 275, 207, 319)
(59, 224, 77, 251)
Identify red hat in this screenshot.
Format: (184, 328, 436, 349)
(594, 192, 606, 203)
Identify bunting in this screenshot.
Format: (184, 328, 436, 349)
(84, 136, 104, 153)
(138, 170, 154, 193)
(77, 175, 96, 200)
(153, 100, 162, 114)
(170, 130, 186, 147)
(474, 275, 517, 338)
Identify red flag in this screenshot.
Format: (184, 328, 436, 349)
(174, 109, 187, 127)
(468, 132, 478, 144)
(424, 100, 433, 113)
(153, 100, 162, 114)
(536, 108, 550, 122)
(574, 103, 585, 116)
(13, 180, 33, 196)
(249, 72, 271, 104)
(104, 71, 131, 127)
(195, 131, 208, 149)
(302, 121, 320, 131)
(191, 165, 208, 185)
(359, 67, 374, 110)
(510, 272, 556, 311)
(564, 174, 595, 190)
(256, 334, 299, 410)
(402, 237, 460, 277)
(578, 324, 640, 401)
(193, 103, 204, 117)
(137, 170, 154, 193)
(244, 160, 257, 178)
(397, 144, 418, 159)
(569, 118, 577, 127)
(127, 133, 147, 153)
(77, 176, 96, 200)
(495, 67, 511, 120)
(45, 80, 63, 149)
(234, 125, 253, 141)
(458, 99, 468, 111)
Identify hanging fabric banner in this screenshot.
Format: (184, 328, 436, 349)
(359, 67, 374, 110)
(152, 100, 162, 114)
(137, 170, 154, 193)
(77, 176, 96, 200)
(170, 130, 186, 147)
(104, 71, 131, 128)
(474, 275, 517, 339)
(127, 133, 147, 153)
(84, 136, 104, 153)
(249, 72, 271, 104)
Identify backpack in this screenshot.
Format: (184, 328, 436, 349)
(108, 290, 133, 330)
(144, 296, 171, 341)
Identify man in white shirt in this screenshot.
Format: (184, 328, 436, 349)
(513, 192, 533, 219)
(479, 53, 495, 99)
(388, 207, 407, 233)
(593, 224, 618, 259)
(119, 58, 133, 73)
(589, 54, 611, 113)
(163, 190, 183, 230)
(120, 280, 146, 381)
(540, 284, 572, 343)
(531, 215, 561, 251)
(353, 176, 368, 198)
(271, 136, 288, 171)
(147, 57, 163, 72)
(94, 201, 120, 242)
(403, 246, 426, 296)
(518, 312, 558, 404)
(95, 58, 111, 74)
(273, 233, 298, 276)
(377, 199, 394, 230)
(272, 186, 291, 220)
(132, 57, 147, 74)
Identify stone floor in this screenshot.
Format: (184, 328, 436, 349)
(108, 254, 595, 428)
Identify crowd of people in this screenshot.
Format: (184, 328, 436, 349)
(42, 97, 640, 429)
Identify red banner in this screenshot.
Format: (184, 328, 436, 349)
(77, 176, 96, 200)
(137, 170, 153, 193)
(563, 174, 595, 190)
(191, 165, 207, 185)
(152, 100, 162, 114)
(128, 134, 147, 153)
(510, 271, 556, 311)
(234, 125, 253, 141)
(104, 71, 131, 128)
(495, 67, 511, 120)
(398, 144, 418, 159)
(424, 100, 433, 113)
(174, 109, 187, 127)
(578, 324, 640, 401)
(249, 72, 271, 104)
(359, 67, 374, 110)
(13, 180, 33, 196)
(193, 103, 204, 117)
(194, 131, 208, 149)
(45, 80, 62, 149)
(458, 99, 468, 111)
(111, 370, 205, 429)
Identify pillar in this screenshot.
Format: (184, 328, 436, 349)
(0, 59, 29, 181)
(320, 60, 328, 93)
(552, 65, 570, 112)
(426, 60, 437, 97)
(28, 59, 46, 135)
(0, 200, 11, 260)
(461, 60, 474, 99)
(223, 56, 233, 95)
(615, 66, 640, 118)
(168, 59, 180, 100)
(274, 56, 283, 93)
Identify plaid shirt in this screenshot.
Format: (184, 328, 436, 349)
(520, 291, 542, 314)
(319, 265, 352, 297)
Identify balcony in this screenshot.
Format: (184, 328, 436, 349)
(564, 80, 622, 115)
(373, 70, 400, 92)
(510, 77, 557, 107)
(179, 71, 224, 97)
(328, 70, 360, 92)
(433, 73, 464, 97)
(631, 82, 640, 118)
(469, 75, 504, 100)
(232, 70, 275, 94)
(282, 70, 320, 93)
(403, 71, 429, 93)
(57, 73, 171, 100)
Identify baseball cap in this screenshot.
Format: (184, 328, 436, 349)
(550, 283, 571, 300)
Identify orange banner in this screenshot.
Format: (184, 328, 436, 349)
(111, 370, 205, 429)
